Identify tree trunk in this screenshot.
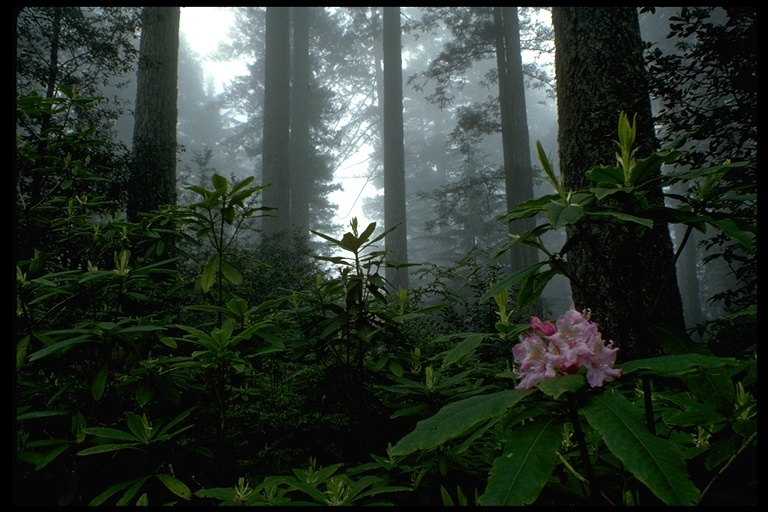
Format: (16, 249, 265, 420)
(261, 7, 291, 246)
(553, 7, 685, 361)
(494, 7, 538, 275)
(382, 7, 409, 290)
(128, 7, 179, 222)
(289, 7, 311, 240)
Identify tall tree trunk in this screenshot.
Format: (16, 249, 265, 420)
(261, 7, 291, 246)
(128, 7, 179, 222)
(494, 7, 538, 275)
(289, 7, 311, 240)
(382, 7, 409, 290)
(553, 7, 685, 361)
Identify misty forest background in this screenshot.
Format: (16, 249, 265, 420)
(15, 6, 756, 507)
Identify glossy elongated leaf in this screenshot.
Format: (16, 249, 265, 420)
(619, 353, 738, 377)
(535, 373, 585, 399)
(211, 173, 228, 192)
(480, 262, 547, 303)
(27, 334, 93, 361)
(586, 165, 624, 186)
(588, 211, 653, 228)
(91, 366, 108, 401)
(227, 298, 248, 316)
(116, 478, 147, 506)
(127, 414, 151, 443)
(200, 254, 219, 293)
(581, 392, 700, 505)
(157, 474, 191, 500)
(680, 371, 733, 415)
(390, 389, 531, 456)
(479, 416, 563, 505)
(117, 325, 165, 333)
(76, 443, 143, 455)
(32, 443, 69, 471)
(220, 260, 243, 285)
(707, 217, 753, 251)
(88, 478, 142, 506)
(544, 202, 584, 229)
(590, 186, 633, 200)
(441, 333, 488, 367)
(517, 269, 558, 311)
(661, 398, 726, 428)
(17, 410, 68, 421)
(80, 427, 140, 442)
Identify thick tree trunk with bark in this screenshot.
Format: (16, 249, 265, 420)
(262, 7, 291, 246)
(128, 7, 179, 222)
(382, 7, 409, 290)
(494, 7, 539, 275)
(290, 7, 311, 240)
(553, 7, 685, 361)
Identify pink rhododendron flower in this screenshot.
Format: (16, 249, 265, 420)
(581, 336, 622, 387)
(512, 333, 562, 389)
(512, 309, 621, 390)
(531, 316, 556, 336)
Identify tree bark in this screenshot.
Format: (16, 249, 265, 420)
(128, 7, 179, 222)
(553, 7, 685, 361)
(382, 7, 409, 290)
(261, 6, 291, 246)
(289, 7, 311, 240)
(494, 7, 539, 276)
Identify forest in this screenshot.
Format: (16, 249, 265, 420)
(14, 6, 756, 506)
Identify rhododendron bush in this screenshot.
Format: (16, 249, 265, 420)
(513, 309, 621, 389)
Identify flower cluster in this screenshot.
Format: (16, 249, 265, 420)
(512, 309, 621, 390)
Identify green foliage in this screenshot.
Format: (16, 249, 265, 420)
(196, 458, 411, 505)
(381, 113, 756, 506)
(15, 92, 755, 506)
(486, 113, 755, 317)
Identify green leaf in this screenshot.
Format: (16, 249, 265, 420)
(157, 474, 191, 501)
(661, 398, 726, 428)
(517, 269, 558, 311)
(227, 298, 248, 316)
(91, 366, 108, 401)
(544, 202, 584, 229)
(479, 416, 564, 505)
(580, 392, 700, 505)
(535, 373, 585, 399)
(586, 165, 625, 186)
(284, 481, 328, 503)
(441, 333, 488, 367)
(220, 260, 243, 285)
(390, 389, 532, 456)
(127, 414, 151, 443)
(200, 254, 220, 293)
(223, 206, 236, 225)
(590, 186, 633, 200)
(211, 173, 228, 193)
(619, 353, 739, 377)
(587, 211, 653, 228)
(76, 443, 143, 456)
(17, 410, 68, 421)
(33, 443, 69, 471)
(117, 478, 147, 506)
(707, 217, 753, 251)
(136, 382, 153, 407)
(680, 371, 733, 415)
(118, 325, 165, 333)
(82, 427, 141, 442)
(630, 146, 685, 185)
(27, 334, 94, 361)
(88, 478, 141, 506)
(480, 262, 547, 303)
